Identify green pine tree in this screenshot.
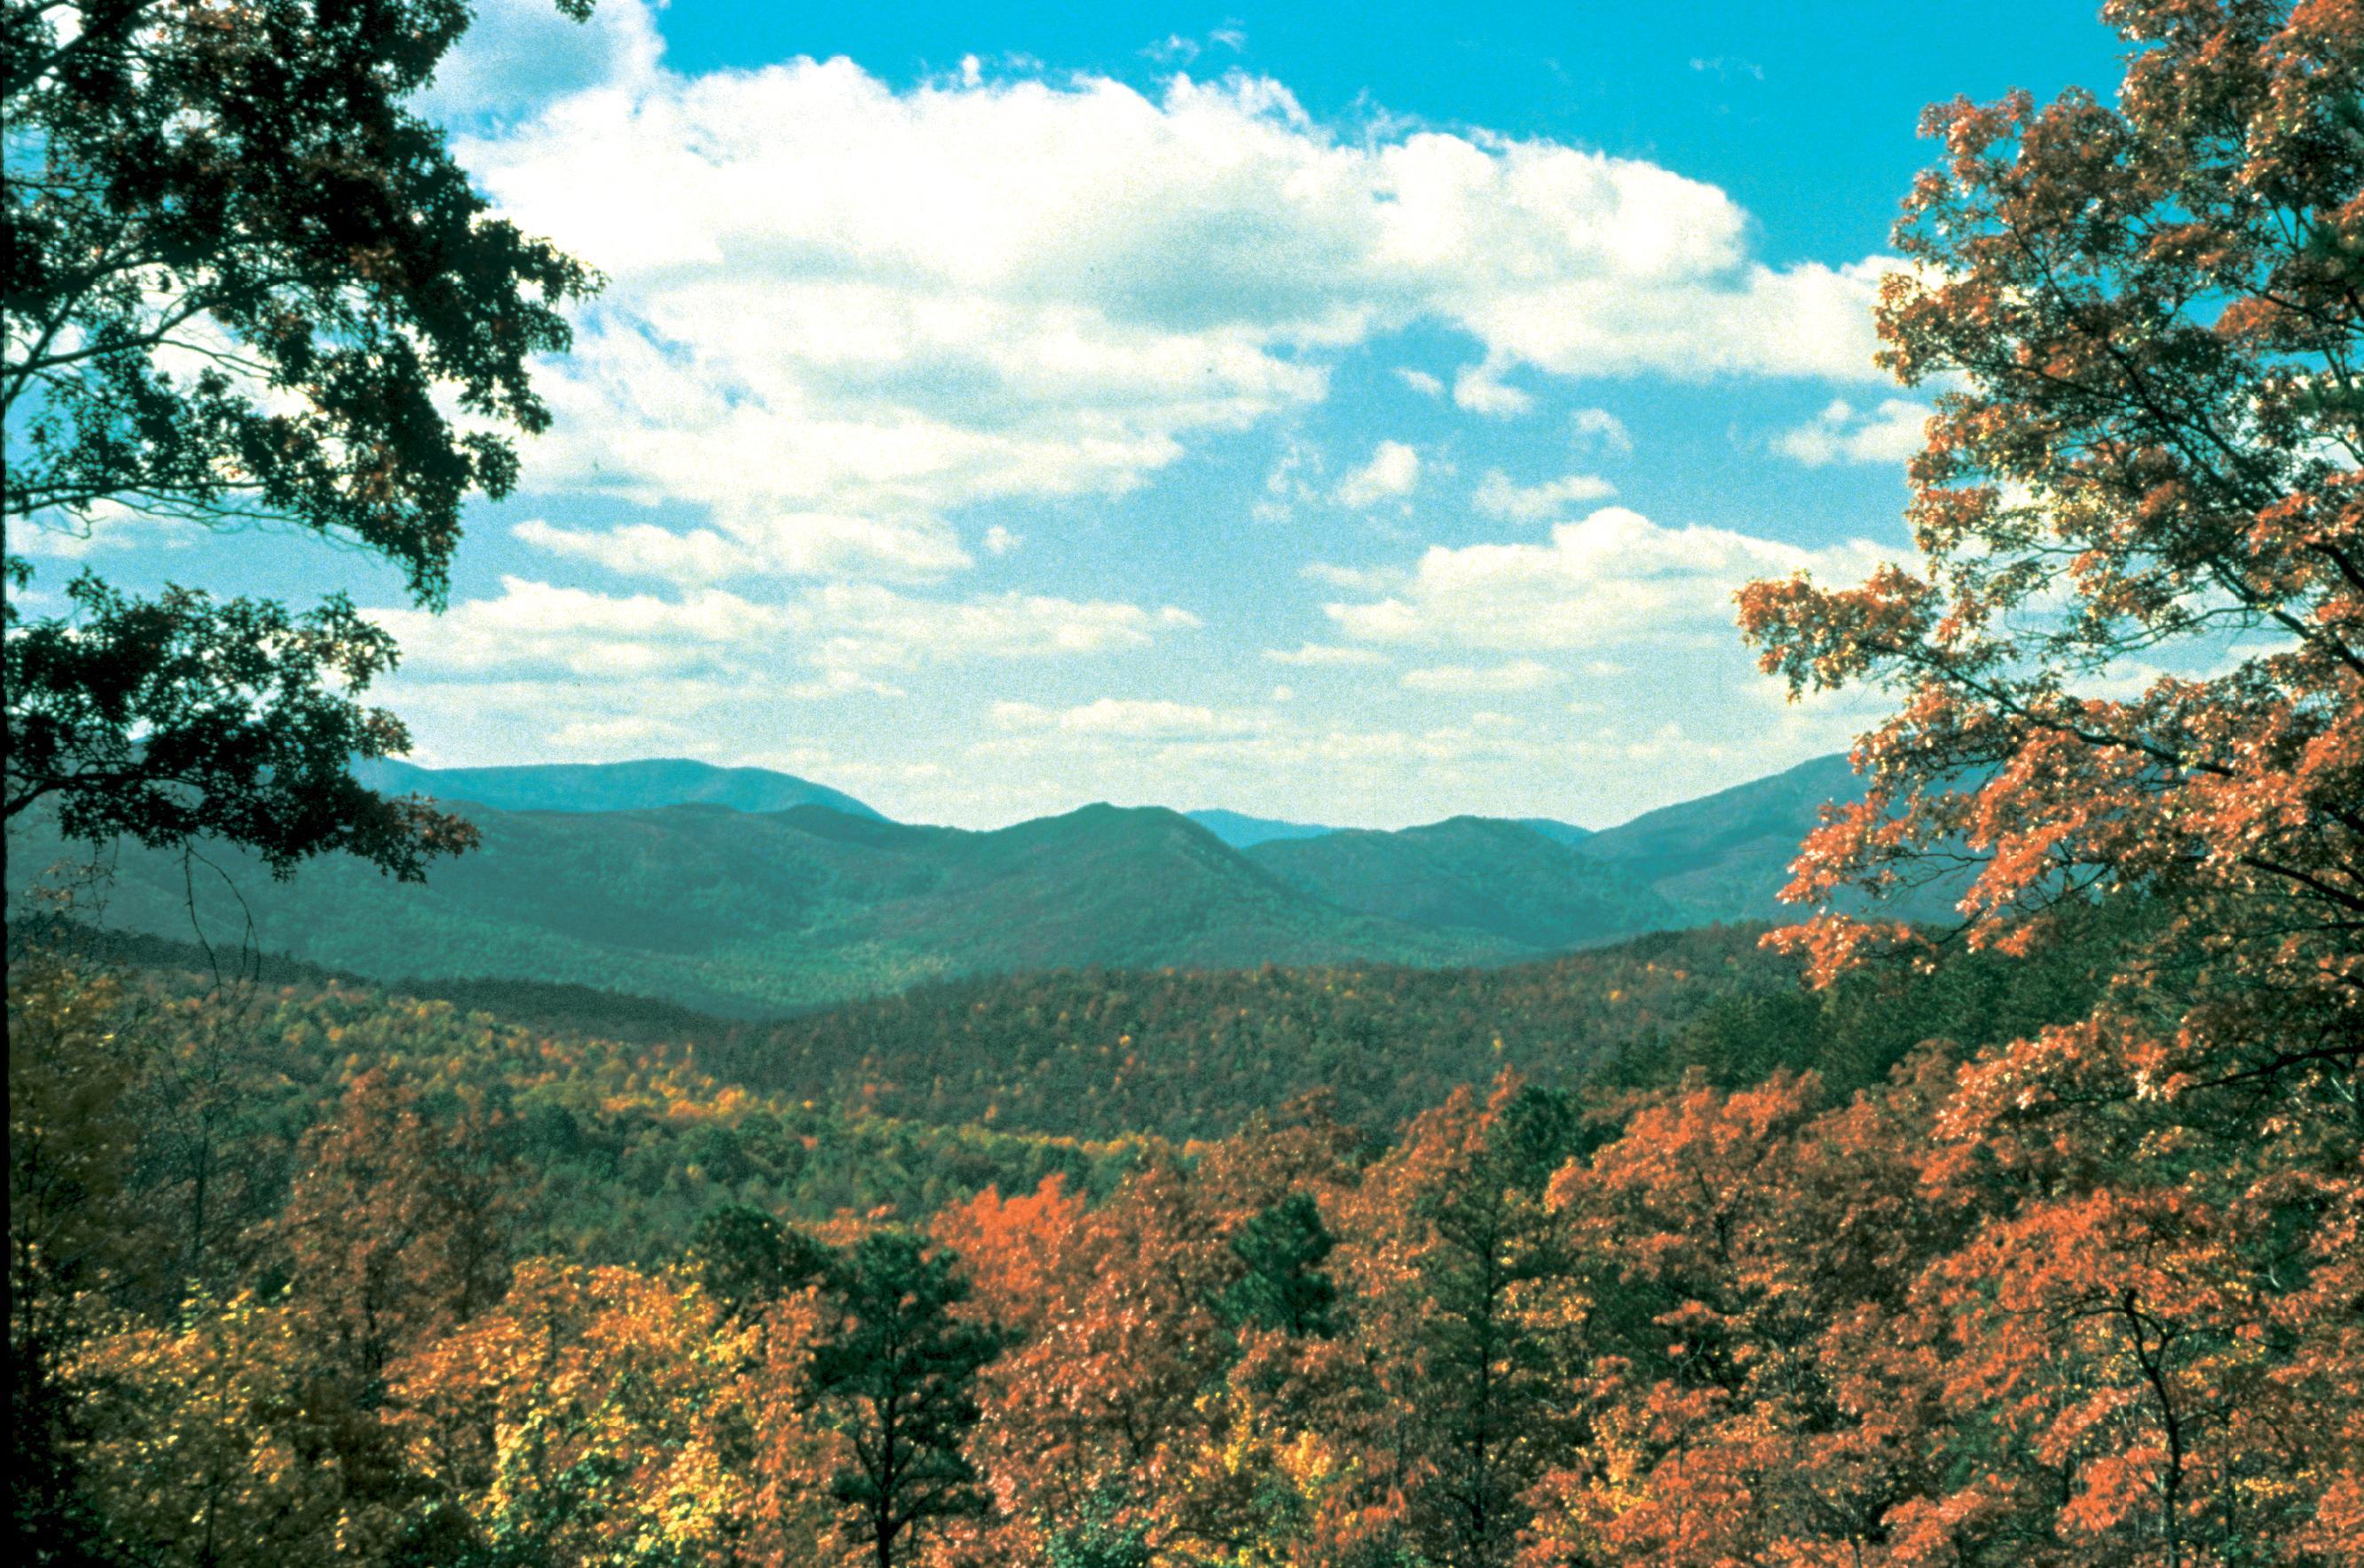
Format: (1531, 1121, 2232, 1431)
(808, 1233, 1003, 1567)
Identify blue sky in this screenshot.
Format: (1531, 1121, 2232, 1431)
(20, 2, 2134, 829)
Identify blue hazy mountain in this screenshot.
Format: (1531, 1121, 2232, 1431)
(1184, 808, 1337, 848)
(356, 757, 885, 820)
(14, 752, 1958, 1016)
(1243, 816, 1669, 951)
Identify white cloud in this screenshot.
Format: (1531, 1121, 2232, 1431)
(545, 713, 682, 752)
(460, 45, 1895, 543)
(1400, 658, 1564, 693)
(981, 524, 1022, 555)
(373, 578, 788, 681)
(414, 0, 665, 124)
(1263, 642, 1390, 667)
(1336, 439, 1422, 508)
(1570, 406, 1634, 453)
(1396, 367, 1445, 397)
(990, 697, 1270, 737)
(796, 584, 1201, 671)
(1320, 506, 1894, 651)
(1255, 434, 1326, 522)
(512, 512, 970, 583)
(371, 578, 1199, 691)
(1775, 398, 1931, 466)
(1453, 364, 1533, 417)
(1299, 561, 1403, 592)
(1471, 469, 1617, 522)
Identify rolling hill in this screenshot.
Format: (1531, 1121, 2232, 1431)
(1574, 752, 1967, 923)
(1243, 816, 1672, 950)
(10, 750, 1962, 1015)
(9, 800, 1529, 1014)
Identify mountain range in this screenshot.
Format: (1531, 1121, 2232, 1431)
(9, 752, 1942, 1016)
(351, 756, 884, 819)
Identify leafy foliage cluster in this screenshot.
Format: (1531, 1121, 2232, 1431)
(4, 0, 595, 884)
(10, 880, 2360, 1562)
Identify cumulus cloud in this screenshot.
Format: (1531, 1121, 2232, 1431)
(990, 697, 1271, 737)
(512, 512, 971, 584)
(1400, 658, 1564, 693)
(1775, 398, 1931, 466)
(1471, 469, 1617, 522)
(457, 36, 1895, 544)
(981, 524, 1022, 555)
(1570, 406, 1634, 453)
(414, 0, 665, 124)
(1396, 367, 1445, 397)
(1453, 364, 1533, 417)
(1320, 506, 1894, 651)
(371, 578, 1199, 692)
(1336, 439, 1422, 508)
(1263, 642, 1390, 667)
(371, 578, 788, 681)
(795, 585, 1201, 671)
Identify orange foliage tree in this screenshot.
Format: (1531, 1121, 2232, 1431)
(1736, 0, 2361, 1099)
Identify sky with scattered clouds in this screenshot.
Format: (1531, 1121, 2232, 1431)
(19, 1, 2133, 828)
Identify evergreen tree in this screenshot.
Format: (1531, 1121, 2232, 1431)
(690, 1204, 826, 1328)
(1409, 1084, 1585, 1568)
(1218, 1192, 1339, 1339)
(808, 1233, 1002, 1567)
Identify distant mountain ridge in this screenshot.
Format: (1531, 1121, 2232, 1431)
(356, 757, 884, 820)
(1243, 816, 1671, 952)
(10, 751, 1961, 1016)
(11, 800, 1541, 1015)
(1185, 808, 1336, 848)
(1570, 752, 1969, 924)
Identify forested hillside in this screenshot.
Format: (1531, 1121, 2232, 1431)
(15, 881, 2352, 1563)
(1242, 816, 1675, 951)
(8, 802, 1534, 1013)
(5, 755, 1927, 1014)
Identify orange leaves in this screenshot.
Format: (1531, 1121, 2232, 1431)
(1738, 0, 2364, 1136)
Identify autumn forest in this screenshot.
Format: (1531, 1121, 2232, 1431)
(6, 1, 2361, 1565)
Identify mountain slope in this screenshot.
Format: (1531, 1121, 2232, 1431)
(9, 801, 1515, 1014)
(355, 757, 885, 819)
(1578, 752, 1967, 923)
(1246, 816, 1673, 951)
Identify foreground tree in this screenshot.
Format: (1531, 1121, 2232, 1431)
(1733, 2, 2364, 1556)
(810, 1233, 1003, 1566)
(1738, 0, 2361, 1099)
(3, 0, 598, 878)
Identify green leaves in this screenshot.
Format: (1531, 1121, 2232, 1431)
(4, 0, 597, 600)
(808, 1232, 1004, 1564)
(4, 0, 596, 882)
(4, 571, 476, 879)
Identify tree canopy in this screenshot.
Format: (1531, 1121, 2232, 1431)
(1738, 0, 2361, 1101)
(3, 0, 598, 878)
